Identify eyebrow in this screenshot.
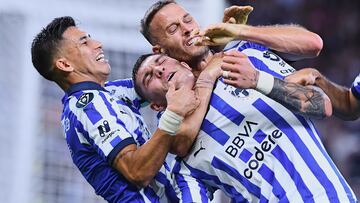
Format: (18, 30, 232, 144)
(141, 55, 164, 87)
(78, 34, 90, 42)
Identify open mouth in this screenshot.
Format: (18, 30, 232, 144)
(96, 53, 106, 62)
(186, 36, 201, 46)
(167, 72, 176, 81)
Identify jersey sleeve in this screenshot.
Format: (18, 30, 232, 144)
(105, 78, 148, 110)
(227, 40, 296, 79)
(351, 73, 360, 100)
(72, 90, 137, 165)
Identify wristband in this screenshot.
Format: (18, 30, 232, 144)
(256, 71, 274, 95)
(158, 109, 184, 136)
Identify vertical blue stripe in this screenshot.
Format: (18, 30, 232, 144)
(83, 102, 103, 124)
(239, 149, 253, 163)
(211, 156, 263, 200)
(143, 187, 159, 203)
(253, 129, 267, 143)
(296, 116, 356, 203)
(173, 160, 193, 203)
(201, 119, 230, 146)
(209, 93, 245, 125)
(258, 163, 289, 202)
(110, 136, 121, 147)
(248, 56, 284, 79)
(154, 171, 179, 202)
(271, 145, 314, 202)
(179, 160, 247, 202)
(99, 92, 134, 136)
(252, 98, 340, 202)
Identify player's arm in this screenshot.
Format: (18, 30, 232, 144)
(221, 50, 332, 119)
(286, 68, 360, 120)
(196, 23, 323, 61)
(170, 54, 222, 157)
(112, 82, 200, 188)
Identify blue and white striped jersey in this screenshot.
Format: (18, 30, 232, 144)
(172, 41, 357, 203)
(61, 80, 177, 203)
(351, 73, 360, 100)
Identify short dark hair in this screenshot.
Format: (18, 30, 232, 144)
(140, 0, 176, 45)
(132, 53, 155, 100)
(31, 16, 76, 81)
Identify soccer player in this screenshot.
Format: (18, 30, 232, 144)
(30, 16, 220, 202)
(132, 52, 357, 202)
(285, 68, 360, 120)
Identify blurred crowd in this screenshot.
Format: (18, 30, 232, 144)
(228, 0, 360, 197)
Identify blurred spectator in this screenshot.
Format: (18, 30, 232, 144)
(227, 0, 360, 198)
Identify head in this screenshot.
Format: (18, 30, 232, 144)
(31, 16, 110, 90)
(132, 53, 195, 111)
(141, 1, 209, 64)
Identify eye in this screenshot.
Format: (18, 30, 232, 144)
(145, 73, 153, 87)
(184, 15, 193, 23)
(167, 24, 178, 34)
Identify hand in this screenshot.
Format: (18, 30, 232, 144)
(223, 5, 253, 24)
(195, 23, 243, 46)
(166, 81, 200, 117)
(221, 50, 258, 89)
(200, 52, 223, 80)
(285, 68, 321, 86)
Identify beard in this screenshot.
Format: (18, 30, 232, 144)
(166, 45, 209, 67)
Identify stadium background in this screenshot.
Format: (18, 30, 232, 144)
(0, 0, 358, 202)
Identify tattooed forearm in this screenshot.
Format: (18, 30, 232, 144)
(268, 78, 328, 119)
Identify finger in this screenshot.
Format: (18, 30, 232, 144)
(224, 49, 244, 57)
(222, 55, 244, 65)
(168, 81, 176, 91)
(222, 78, 240, 87)
(221, 62, 242, 73)
(226, 17, 236, 24)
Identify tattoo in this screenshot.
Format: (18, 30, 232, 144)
(268, 78, 326, 119)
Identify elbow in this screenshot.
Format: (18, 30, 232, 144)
(309, 33, 323, 57)
(127, 172, 152, 188)
(323, 98, 333, 118)
(172, 144, 190, 157)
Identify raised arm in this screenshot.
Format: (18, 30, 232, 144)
(197, 23, 323, 60)
(286, 68, 360, 120)
(112, 82, 199, 188)
(170, 54, 222, 157)
(220, 50, 332, 119)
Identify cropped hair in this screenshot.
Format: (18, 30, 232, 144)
(132, 53, 155, 100)
(140, 0, 176, 45)
(31, 16, 76, 81)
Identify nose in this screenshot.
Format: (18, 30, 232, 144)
(92, 39, 102, 50)
(181, 22, 193, 36)
(154, 65, 165, 78)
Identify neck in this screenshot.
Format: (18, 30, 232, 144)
(190, 50, 213, 78)
(58, 75, 106, 92)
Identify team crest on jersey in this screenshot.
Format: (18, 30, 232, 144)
(76, 93, 94, 108)
(224, 84, 250, 98)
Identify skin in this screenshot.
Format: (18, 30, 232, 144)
(286, 68, 360, 120)
(135, 53, 223, 157)
(54, 26, 200, 188)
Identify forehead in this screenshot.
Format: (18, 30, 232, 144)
(141, 54, 164, 70)
(153, 3, 188, 25)
(62, 26, 86, 41)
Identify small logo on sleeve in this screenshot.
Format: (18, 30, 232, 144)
(98, 120, 111, 137)
(76, 93, 94, 108)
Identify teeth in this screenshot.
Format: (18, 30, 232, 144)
(96, 54, 105, 61)
(187, 36, 199, 46)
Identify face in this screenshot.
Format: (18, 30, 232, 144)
(150, 3, 209, 63)
(135, 54, 195, 107)
(59, 26, 110, 83)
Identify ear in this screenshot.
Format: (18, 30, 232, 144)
(152, 44, 165, 54)
(180, 61, 192, 71)
(150, 102, 166, 112)
(55, 58, 74, 73)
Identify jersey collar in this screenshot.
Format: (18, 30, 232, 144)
(66, 81, 106, 96)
